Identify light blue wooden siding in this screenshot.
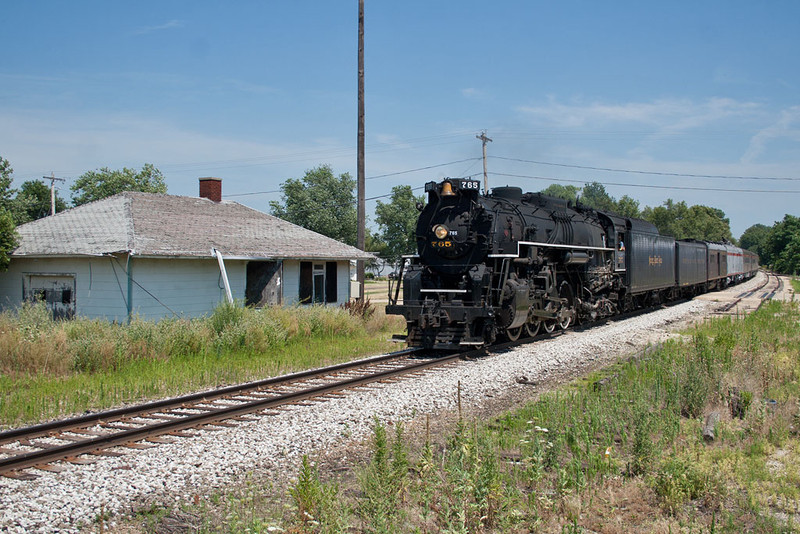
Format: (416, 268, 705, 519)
(0, 256, 250, 321)
(282, 260, 301, 305)
(0, 255, 352, 320)
(337, 261, 351, 303)
(127, 257, 246, 320)
(0, 257, 128, 320)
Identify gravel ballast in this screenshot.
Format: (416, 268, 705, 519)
(0, 273, 777, 532)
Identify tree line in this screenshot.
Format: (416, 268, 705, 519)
(268, 166, 799, 276)
(539, 182, 798, 275)
(0, 155, 166, 269)
(1, 156, 797, 275)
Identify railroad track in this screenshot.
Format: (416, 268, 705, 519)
(713, 271, 783, 316)
(756, 272, 783, 310)
(1, 272, 779, 481)
(0, 348, 471, 480)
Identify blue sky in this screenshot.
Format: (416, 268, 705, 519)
(2, 1, 799, 238)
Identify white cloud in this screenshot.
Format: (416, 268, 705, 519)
(461, 88, 485, 99)
(0, 109, 351, 198)
(741, 105, 800, 164)
(132, 20, 184, 35)
(517, 96, 761, 130)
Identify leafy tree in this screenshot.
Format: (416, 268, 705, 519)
(0, 156, 19, 270)
(13, 180, 68, 223)
(0, 157, 15, 208)
(763, 215, 800, 274)
(579, 182, 616, 212)
(739, 224, 771, 257)
(683, 205, 733, 242)
(641, 199, 688, 238)
(374, 185, 424, 263)
(0, 211, 15, 270)
(365, 231, 389, 275)
(540, 184, 579, 203)
(269, 164, 358, 246)
(614, 195, 641, 218)
(71, 163, 167, 206)
(640, 199, 732, 241)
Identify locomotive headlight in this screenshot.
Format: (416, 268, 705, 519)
(433, 224, 449, 239)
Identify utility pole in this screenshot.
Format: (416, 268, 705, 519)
(357, 0, 366, 301)
(476, 131, 492, 193)
(43, 172, 66, 216)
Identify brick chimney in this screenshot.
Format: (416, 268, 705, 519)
(199, 177, 222, 202)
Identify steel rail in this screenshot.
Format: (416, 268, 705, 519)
(0, 348, 422, 445)
(0, 349, 464, 476)
(718, 271, 772, 314)
(756, 272, 782, 311)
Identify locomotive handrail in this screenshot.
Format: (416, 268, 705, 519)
(389, 256, 410, 306)
(518, 240, 615, 252)
(490, 241, 614, 259)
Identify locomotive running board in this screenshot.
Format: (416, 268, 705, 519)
(488, 241, 615, 259)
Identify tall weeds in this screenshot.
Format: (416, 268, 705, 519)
(269, 300, 800, 532)
(0, 302, 403, 425)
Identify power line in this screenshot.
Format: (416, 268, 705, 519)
(366, 158, 479, 180)
(492, 155, 799, 181)
(490, 172, 800, 194)
(223, 159, 480, 198)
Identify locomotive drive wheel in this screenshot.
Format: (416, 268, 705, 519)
(557, 282, 574, 330)
(506, 326, 523, 341)
(542, 302, 557, 334)
(525, 320, 540, 337)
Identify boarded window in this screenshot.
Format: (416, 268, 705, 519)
(23, 274, 76, 319)
(245, 261, 282, 307)
(325, 262, 337, 303)
(300, 262, 313, 303)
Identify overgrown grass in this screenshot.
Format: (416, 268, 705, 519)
(0, 300, 404, 426)
(172, 299, 800, 533)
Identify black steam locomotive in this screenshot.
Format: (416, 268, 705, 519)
(386, 178, 758, 350)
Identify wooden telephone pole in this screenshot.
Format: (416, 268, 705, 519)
(357, 0, 366, 300)
(476, 131, 492, 193)
(43, 172, 66, 216)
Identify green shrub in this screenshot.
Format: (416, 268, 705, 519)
(209, 300, 246, 335)
(16, 300, 55, 341)
(652, 456, 715, 515)
(289, 455, 344, 533)
(357, 420, 408, 532)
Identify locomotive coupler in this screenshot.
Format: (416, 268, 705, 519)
(419, 300, 450, 329)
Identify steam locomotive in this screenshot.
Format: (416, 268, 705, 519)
(386, 178, 758, 350)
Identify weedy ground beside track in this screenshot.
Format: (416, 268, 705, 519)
(135, 298, 800, 533)
(0, 300, 404, 427)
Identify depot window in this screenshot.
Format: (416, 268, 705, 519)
(299, 261, 337, 304)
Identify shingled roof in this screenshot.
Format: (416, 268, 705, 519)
(12, 192, 374, 260)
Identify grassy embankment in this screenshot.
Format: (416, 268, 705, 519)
(0, 300, 404, 427)
(171, 298, 800, 533)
